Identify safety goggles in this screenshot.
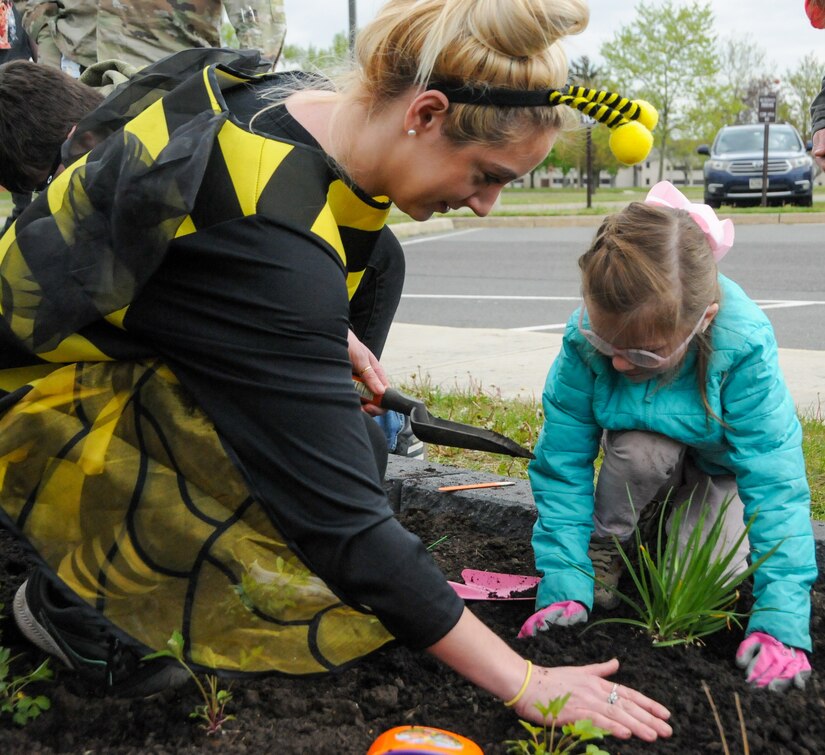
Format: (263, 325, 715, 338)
(577, 304, 710, 369)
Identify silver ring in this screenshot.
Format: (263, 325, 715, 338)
(607, 683, 619, 705)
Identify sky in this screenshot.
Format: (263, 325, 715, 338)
(282, 0, 824, 76)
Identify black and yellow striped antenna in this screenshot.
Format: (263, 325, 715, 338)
(430, 82, 659, 165)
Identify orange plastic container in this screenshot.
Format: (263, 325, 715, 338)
(367, 726, 483, 754)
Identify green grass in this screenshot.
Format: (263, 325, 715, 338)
(400, 377, 825, 520)
(383, 186, 825, 223)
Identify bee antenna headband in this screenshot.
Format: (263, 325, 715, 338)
(429, 82, 659, 165)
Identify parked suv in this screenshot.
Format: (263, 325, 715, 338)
(697, 124, 815, 207)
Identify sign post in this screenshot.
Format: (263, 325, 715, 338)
(757, 94, 777, 207)
(582, 115, 596, 209)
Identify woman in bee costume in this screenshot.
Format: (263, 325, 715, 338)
(0, 0, 671, 739)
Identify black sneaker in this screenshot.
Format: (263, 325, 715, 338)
(393, 416, 425, 460)
(13, 569, 189, 698)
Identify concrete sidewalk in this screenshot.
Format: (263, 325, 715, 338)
(382, 323, 825, 418)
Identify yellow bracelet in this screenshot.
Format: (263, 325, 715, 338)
(503, 660, 533, 708)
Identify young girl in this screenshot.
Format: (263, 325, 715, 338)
(0, 0, 672, 742)
(520, 181, 816, 693)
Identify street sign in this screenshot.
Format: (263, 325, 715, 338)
(758, 94, 777, 123)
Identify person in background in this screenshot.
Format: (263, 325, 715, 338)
(0, 60, 103, 200)
(21, 0, 285, 73)
(4, 0, 284, 236)
(806, 0, 825, 170)
(1, 0, 672, 742)
(0, 0, 35, 233)
(519, 181, 815, 694)
(0, 0, 32, 60)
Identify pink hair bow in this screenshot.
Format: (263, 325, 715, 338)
(644, 180, 734, 261)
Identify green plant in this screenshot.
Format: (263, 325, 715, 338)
(144, 631, 235, 736)
(505, 694, 610, 754)
(427, 534, 450, 550)
(801, 414, 825, 519)
(581, 494, 781, 646)
(0, 639, 52, 726)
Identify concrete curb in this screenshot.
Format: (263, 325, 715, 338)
(385, 456, 825, 557)
(389, 211, 825, 238)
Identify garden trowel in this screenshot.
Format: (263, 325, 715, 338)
(353, 380, 533, 459)
(448, 569, 540, 601)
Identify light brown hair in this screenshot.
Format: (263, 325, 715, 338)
(578, 202, 721, 419)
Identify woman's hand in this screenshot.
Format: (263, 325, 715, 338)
(348, 329, 389, 415)
(428, 609, 671, 744)
(513, 658, 672, 742)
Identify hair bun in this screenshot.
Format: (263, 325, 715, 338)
(467, 0, 589, 57)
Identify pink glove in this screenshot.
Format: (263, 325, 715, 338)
(736, 632, 812, 692)
(518, 601, 587, 638)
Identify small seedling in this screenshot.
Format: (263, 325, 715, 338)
(505, 693, 610, 754)
(577, 493, 781, 646)
(144, 631, 235, 736)
(0, 598, 52, 727)
(427, 534, 451, 550)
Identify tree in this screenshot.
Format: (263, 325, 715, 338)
(282, 31, 350, 75)
(544, 132, 580, 188)
(562, 55, 621, 191)
(779, 52, 825, 139)
(568, 55, 602, 87)
(600, 1, 720, 180)
(674, 87, 750, 181)
(717, 37, 771, 124)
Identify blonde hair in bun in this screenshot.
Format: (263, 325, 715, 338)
(351, 0, 589, 144)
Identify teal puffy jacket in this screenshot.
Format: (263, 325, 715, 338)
(529, 275, 817, 651)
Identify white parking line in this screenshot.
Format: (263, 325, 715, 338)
(399, 295, 825, 332)
(510, 323, 568, 332)
(401, 229, 482, 245)
(754, 300, 825, 310)
(402, 295, 581, 301)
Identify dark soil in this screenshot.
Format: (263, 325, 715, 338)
(1, 503, 823, 755)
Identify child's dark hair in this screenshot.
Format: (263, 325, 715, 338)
(0, 60, 104, 193)
(578, 202, 721, 420)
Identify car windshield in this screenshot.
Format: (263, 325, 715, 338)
(715, 127, 801, 154)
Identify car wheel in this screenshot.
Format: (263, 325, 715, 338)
(704, 196, 722, 209)
(795, 194, 813, 207)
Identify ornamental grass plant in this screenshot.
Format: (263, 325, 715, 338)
(581, 493, 781, 647)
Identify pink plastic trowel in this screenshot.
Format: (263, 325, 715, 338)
(448, 569, 540, 601)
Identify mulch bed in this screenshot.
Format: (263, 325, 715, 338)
(1, 503, 823, 754)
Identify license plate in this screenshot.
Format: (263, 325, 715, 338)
(749, 177, 764, 189)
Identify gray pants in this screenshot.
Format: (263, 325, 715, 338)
(593, 430, 749, 576)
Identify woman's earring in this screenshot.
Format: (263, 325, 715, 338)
(407, 129, 417, 136)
